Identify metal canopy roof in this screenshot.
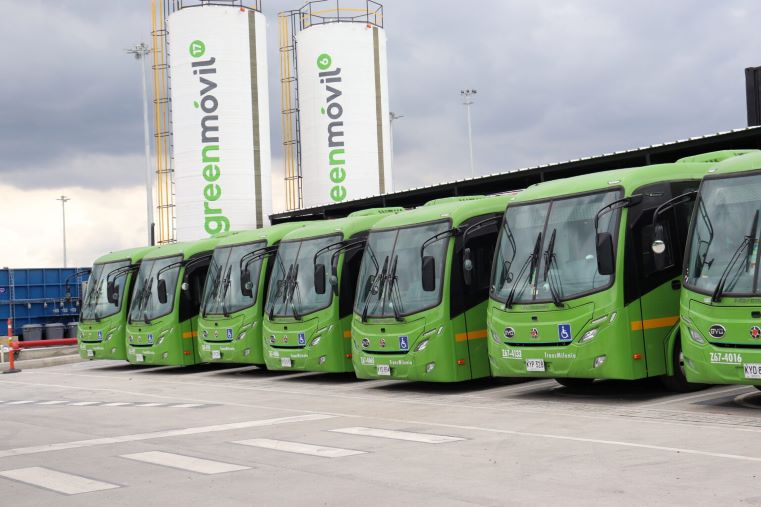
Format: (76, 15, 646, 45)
(270, 126, 761, 224)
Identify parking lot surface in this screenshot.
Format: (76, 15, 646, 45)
(2, 361, 761, 506)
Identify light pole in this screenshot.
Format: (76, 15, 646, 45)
(460, 89, 477, 178)
(126, 42, 155, 246)
(57, 195, 70, 268)
(389, 112, 404, 192)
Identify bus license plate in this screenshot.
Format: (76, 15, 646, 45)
(377, 364, 391, 376)
(526, 359, 545, 372)
(211, 350, 221, 360)
(744, 363, 761, 379)
(281, 357, 292, 368)
(86, 349, 94, 358)
(136, 354, 144, 363)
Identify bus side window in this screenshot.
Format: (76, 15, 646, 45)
(179, 263, 209, 322)
(339, 233, 368, 318)
(451, 215, 500, 317)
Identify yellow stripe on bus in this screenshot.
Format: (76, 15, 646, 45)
(630, 316, 679, 331)
(455, 329, 488, 342)
(343, 330, 352, 338)
(182, 331, 198, 339)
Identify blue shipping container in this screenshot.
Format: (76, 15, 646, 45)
(0, 267, 90, 337)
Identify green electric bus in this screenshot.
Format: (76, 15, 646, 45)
(262, 208, 402, 373)
(486, 151, 751, 391)
(196, 223, 305, 365)
(660, 150, 761, 388)
(78, 246, 154, 361)
(125, 236, 231, 366)
(352, 195, 511, 382)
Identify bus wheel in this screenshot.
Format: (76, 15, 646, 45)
(555, 378, 595, 390)
(660, 340, 706, 392)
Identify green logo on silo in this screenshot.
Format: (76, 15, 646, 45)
(317, 53, 332, 70)
(189, 39, 206, 58)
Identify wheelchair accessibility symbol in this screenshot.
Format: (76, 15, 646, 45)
(399, 336, 409, 350)
(298, 332, 306, 345)
(558, 324, 572, 341)
(226, 328, 233, 340)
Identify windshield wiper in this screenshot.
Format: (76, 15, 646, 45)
(497, 219, 518, 290)
(202, 260, 223, 318)
(361, 256, 389, 323)
(711, 209, 759, 302)
(285, 264, 302, 321)
(542, 228, 563, 307)
(140, 278, 154, 325)
(385, 255, 405, 322)
(505, 232, 542, 310)
(220, 265, 233, 317)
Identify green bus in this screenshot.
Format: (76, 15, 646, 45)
(486, 151, 750, 390)
(262, 208, 402, 373)
(196, 223, 305, 365)
(352, 195, 511, 382)
(78, 246, 154, 361)
(125, 236, 230, 366)
(661, 150, 761, 388)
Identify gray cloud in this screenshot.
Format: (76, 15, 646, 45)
(2, 0, 760, 194)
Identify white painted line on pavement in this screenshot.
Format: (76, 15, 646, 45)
(37, 400, 70, 405)
(330, 427, 465, 444)
(68, 401, 100, 406)
(5, 400, 37, 405)
(0, 467, 119, 495)
(168, 403, 204, 408)
(0, 413, 335, 459)
(637, 385, 751, 408)
(234, 438, 366, 458)
(135, 403, 164, 407)
(101, 402, 132, 407)
(121, 451, 249, 474)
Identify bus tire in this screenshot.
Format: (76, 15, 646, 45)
(555, 378, 595, 389)
(660, 340, 706, 392)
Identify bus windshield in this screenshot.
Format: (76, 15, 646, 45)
(685, 173, 761, 296)
(491, 190, 622, 304)
(201, 241, 266, 317)
(266, 234, 341, 318)
(354, 220, 450, 319)
(128, 255, 182, 323)
(80, 260, 130, 321)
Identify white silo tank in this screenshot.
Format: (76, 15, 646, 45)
(296, 17, 393, 208)
(168, 3, 272, 240)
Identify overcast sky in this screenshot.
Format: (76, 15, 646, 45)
(2, 0, 760, 268)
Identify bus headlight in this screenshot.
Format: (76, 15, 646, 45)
(580, 329, 598, 343)
(311, 336, 322, 347)
(490, 329, 502, 345)
(237, 331, 246, 341)
(414, 339, 429, 352)
(157, 336, 164, 345)
(106, 332, 113, 341)
(688, 328, 706, 345)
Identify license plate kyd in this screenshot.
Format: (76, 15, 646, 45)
(377, 364, 391, 376)
(136, 353, 144, 363)
(743, 363, 761, 379)
(281, 357, 292, 368)
(86, 349, 94, 358)
(525, 358, 545, 372)
(211, 350, 221, 360)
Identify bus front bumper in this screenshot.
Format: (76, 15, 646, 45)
(683, 338, 761, 385)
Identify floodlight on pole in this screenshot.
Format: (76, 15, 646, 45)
(57, 195, 70, 268)
(460, 89, 477, 178)
(125, 42, 155, 246)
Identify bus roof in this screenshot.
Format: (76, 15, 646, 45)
(705, 149, 761, 177)
(142, 233, 235, 261)
(213, 222, 307, 248)
(279, 208, 404, 241)
(507, 150, 753, 204)
(93, 246, 155, 265)
(368, 195, 513, 230)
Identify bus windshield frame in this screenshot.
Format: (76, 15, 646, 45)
(128, 254, 183, 323)
(490, 188, 623, 305)
(354, 219, 451, 319)
(683, 170, 761, 297)
(201, 240, 267, 317)
(80, 259, 131, 321)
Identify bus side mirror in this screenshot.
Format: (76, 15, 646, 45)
(157, 278, 168, 304)
(314, 263, 326, 295)
(422, 256, 436, 292)
(463, 247, 473, 286)
(651, 223, 668, 271)
(107, 281, 119, 305)
(240, 269, 253, 297)
(595, 232, 615, 276)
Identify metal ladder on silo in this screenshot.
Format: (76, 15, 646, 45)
(279, 10, 304, 211)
